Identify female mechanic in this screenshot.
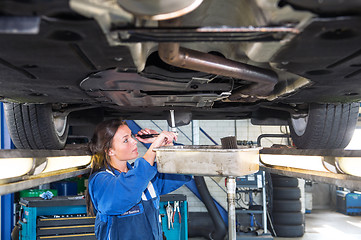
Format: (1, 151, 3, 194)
(86, 119, 191, 240)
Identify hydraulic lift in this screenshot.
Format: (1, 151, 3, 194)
(260, 148, 361, 190)
(2, 146, 361, 239)
(0, 147, 90, 196)
(2, 147, 361, 195)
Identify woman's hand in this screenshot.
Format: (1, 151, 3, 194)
(151, 131, 178, 148)
(143, 131, 177, 166)
(135, 128, 159, 143)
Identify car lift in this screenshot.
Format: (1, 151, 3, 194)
(2, 146, 361, 240)
(2, 147, 361, 196)
(260, 148, 361, 190)
(1, 145, 361, 240)
(0, 147, 90, 196)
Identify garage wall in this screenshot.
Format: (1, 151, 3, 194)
(135, 119, 289, 212)
(136, 119, 289, 149)
(311, 183, 337, 210)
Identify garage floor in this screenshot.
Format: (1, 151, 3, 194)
(277, 209, 361, 240)
(190, 210, 361, 240)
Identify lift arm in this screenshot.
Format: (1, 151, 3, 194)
(0, 147, 90, 196)
(260, 148, 361, 190)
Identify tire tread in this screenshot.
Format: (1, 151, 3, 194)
(290, 103, 359, 149)
(4, 103, 68, 149)
(273, 187, 301, 200)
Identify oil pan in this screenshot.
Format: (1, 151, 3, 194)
(155, 145, 260, 177)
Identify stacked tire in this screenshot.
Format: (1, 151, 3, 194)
(271, 174, 305, 237)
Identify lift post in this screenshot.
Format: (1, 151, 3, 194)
(227, 177, 237, 240)
(1, 102, 14, 240)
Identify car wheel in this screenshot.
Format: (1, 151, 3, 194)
(4, 103, 69, 149)
(289, 103, 359, 149)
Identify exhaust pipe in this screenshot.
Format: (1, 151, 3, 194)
(158, 19, 278, 100)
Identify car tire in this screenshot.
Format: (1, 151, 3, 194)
(272, 212, 304, 225)
(270, 174, 304, 237)
(273, 200, 302, 212)
(273, 224, 305, 237)
(4, 103, 69, 149)
(273, 187, 301, 200)
(289, 103, 359, 149)
(271, 175, 299, 187)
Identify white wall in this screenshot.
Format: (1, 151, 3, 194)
(311, 183, 337, 210)
(136, 119, 289, 151)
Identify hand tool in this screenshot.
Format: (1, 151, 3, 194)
(172, 201, 181, 223)
(135, 134, 159, 139)
(166, 201, 174, 229)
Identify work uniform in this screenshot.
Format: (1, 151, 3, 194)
(88, 157, 192, 240)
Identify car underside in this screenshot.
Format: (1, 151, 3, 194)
(0, 0, 361, 149)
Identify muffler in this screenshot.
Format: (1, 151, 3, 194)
(158, 19, 278, 100)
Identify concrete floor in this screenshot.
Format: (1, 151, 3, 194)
(190, 210, 361, 240)
(277, 210, 361, 240)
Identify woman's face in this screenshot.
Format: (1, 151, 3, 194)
(108, 125, 138, 162)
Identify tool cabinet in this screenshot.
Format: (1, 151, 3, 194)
(19, 196, 96, 240)
(160, 194, 188, 240)
(336, 190, 361, 215)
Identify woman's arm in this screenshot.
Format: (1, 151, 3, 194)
(89, 157, 157, 215)
(154, 172, 192, 196)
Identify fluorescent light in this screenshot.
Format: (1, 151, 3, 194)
(260, 153, 361, 177)
(0, 158, 33, 179)
(42, 156, 91, 173)
(260, 154, 327, 172)
(335, 157, 361, 177)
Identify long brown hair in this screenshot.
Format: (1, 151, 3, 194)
(86, 119, 128, 216)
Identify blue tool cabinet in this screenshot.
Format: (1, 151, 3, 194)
(19, 196, 96, 240)
(19, 194, 187, 239)
(336, 190, 361, 215)
(160, 194, 188, 240)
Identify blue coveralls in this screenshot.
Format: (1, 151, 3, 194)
(88, 157, 192, 240)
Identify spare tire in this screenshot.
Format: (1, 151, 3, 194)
(274, 224, 305, 237)
(273, 187, 301, 200)
(289, 103, 359, 149)
(273, 200, 302, 212)
(272, 212, 304, 225)
(272, 175, 299, 187)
